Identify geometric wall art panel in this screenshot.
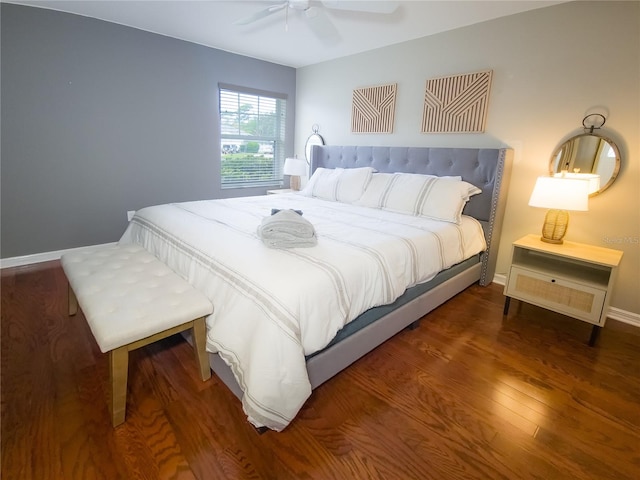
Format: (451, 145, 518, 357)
(351, 83, 397, 133)
(421, 70, 493, 133)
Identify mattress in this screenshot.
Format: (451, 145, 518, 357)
(119, 193, 486, 430)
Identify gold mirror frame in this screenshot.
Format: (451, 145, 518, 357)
(549, 132, 621, 196)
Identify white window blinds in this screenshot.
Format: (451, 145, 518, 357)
(219, 85, 287, 188)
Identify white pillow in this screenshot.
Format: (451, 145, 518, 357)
(299, 167, 341, 200)
(354, 173, 396, 208)
(299, 167, 375, 203)
(356, 172, 435, 212)
(416, 177, 482, 224)
(356, 172, 481, 223)
(335, 167, 376, 203)
(299, 167, 326, 197)
(395, 172, 462, 181)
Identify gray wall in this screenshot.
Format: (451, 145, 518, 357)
(1, 3, 296, 258)
(294, 1, 640, 315)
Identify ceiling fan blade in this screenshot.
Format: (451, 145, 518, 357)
(305, 6, 340, 44)
(233, 2, 288, 26)
(321, 0, 399, 14)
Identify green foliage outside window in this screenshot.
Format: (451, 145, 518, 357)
(245, 141, 260, 154)
(221, 153, 277, 185)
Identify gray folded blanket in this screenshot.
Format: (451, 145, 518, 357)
(257, 209, 317, 249)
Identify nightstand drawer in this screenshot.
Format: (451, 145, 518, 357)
(505, 266, 607, 324)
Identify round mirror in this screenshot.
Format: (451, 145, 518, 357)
(305, 125, 325, 164)
(549, 132, 620, 196)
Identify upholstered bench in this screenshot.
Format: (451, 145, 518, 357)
(61, 244, 213, 426)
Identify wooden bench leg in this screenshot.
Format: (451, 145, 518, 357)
(104, 318, 208, 427)
(68, 284, 78, 316)
(109, 346, 129, 427)
(192, 317, 211, 381)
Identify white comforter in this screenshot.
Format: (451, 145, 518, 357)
(119, 194, 486, 430)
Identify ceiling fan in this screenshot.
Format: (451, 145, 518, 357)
(234, 1, 399, 43)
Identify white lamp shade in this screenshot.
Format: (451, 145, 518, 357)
(283, 157, 308, 177)
(552, 172, 600, 194)
(528, 176, 589, 211)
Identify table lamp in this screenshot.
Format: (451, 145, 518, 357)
(528, 176, 591, 244)
(552, 172, 601, 195)
(283, 157, 308, 191)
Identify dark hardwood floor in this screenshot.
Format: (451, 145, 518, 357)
(2, 260, 639, 479)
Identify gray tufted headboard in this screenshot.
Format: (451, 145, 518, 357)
(310, 145, 513, 285)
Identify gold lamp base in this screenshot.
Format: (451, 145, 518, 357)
(289, 175, 301, 191)
(541, 209, 569, 244)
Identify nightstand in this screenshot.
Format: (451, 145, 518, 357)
(503, 234, 623, 346)
(267, 188, 295, 195)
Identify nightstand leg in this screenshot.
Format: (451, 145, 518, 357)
(503, 296, 511, 315)
(588, 325, 601, 347)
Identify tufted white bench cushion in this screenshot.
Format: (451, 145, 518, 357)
(61, 244, 213, 426)
(61, 244, 213, 352)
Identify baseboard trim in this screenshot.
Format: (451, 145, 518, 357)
(2, 252, 637, 328)
(607, 307, 640, 328)
(0, 242, 117, 269)
(493, 273, 507, 286)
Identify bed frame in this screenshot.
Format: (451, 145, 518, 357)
(210, 145, 513, 400)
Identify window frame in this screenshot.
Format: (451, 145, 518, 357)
(219, 83, 287, 189)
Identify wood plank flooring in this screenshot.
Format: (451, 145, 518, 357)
(2, 260, 639, 479)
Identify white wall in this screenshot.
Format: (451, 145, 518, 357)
(295, 1, 639, 315)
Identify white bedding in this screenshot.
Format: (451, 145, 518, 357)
(119, 193, 486, 430)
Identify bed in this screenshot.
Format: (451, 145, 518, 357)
(119, 145, 512, 431)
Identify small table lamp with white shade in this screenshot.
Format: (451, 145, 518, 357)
(528, 175, 596, 244)
(553, 172, 601, 196)
(283, 157, 308, 191)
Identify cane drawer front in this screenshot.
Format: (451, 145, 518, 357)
(506, 265, 607, 324)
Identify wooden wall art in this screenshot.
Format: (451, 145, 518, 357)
(421, 70, 493, 133)
(351, 83, 397, 134)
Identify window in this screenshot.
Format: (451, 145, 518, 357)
(219, 84, 287, 189)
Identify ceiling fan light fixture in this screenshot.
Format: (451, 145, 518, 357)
(321, 0, 399, 14)
(234, 0, 398, 43)
(289, 0, 311, 11)
(305, 6, 340, 44)
(305, 6, 319, 19)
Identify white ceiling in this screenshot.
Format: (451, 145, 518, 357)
(10, 0, 566, 68)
